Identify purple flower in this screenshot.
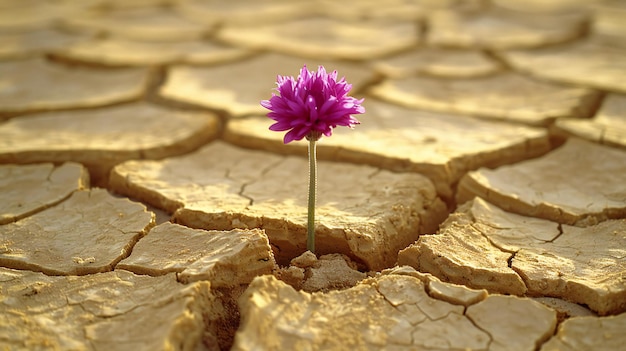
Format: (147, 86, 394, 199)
(261, 65, 365, 144)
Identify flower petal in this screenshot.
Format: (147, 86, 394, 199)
(261, 65, 365, 143)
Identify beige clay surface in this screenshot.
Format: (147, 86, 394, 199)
(233, 270, 557, 351)
(369, 72, 600, 126)
(502, 34, 626, 94)
(0, 268, 223, 351)
(176, 0, 309, 25)
(0, 163, 88, 225)
(0, 28, 91, 59)
(55, 37, 252, 67)
(315, 0, 465, 22)
(118, 222, 276, 287)
(0, 1, 624, 349)
(217, 17, 419, 60)
(280, 251, 367, 292)
(427, 7, 588, 49)
(0, 102, 219, 184)
(61, 5, 215, 42)
(159, 52, 373, 117)
(553, 93, 626, 149)
(457, 138, 626, 225)
(492, 0, 596, 13)
(110, 141, 447, 270)
(178, 0, 458, 25)
(225, 99, 551, 199)
(399, 197, 626, 315)
(0, 1, 81, 31)
(398, 199, 529, 296)
(382, 265, 489, 306)
(592, 1, 626, 38)
(373, 47, 501, 79)
(0, 58, 148, 115)
(0, 188, 154, 275)
(540, 312, 626, 351)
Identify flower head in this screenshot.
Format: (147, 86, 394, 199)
(261, 65, 364, 144)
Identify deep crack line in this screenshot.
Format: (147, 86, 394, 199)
(547, 223, 564, 243)
(468, 222, 530, 293)
(507, 251, 518, 269)
(238, 183, 254, 206)
(236, 157, 286, 208)
(469, 222, 516, 254)
(464, 310, 494, 351)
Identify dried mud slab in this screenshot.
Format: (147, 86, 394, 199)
(316, 0, 462, 21)
(398, 199, 531, 296)
(493, 0, 594, 13)
(0, 28, 91, 59)
(118, 222, 276, 287)
(593, 1, 626, 38)
(225, 99, 551, 199)
(532, 297, 595, 321)
(0, 58, 148, 116)
(110, 141, 447, 270)
(62, 6, 215, 41)
(159, 53, 373, 117)
(0, 163, 88, 225)
(502, 35, 626, 94)
(457, 138, 626, 225)
(385, 265, 490, 307)
(178, 0, 458, 24)
(0, 1, 80, 31)
(176, 0, 310, 25)
(399, 198, 626, 315)
(55, 37, 252, 66)
(373, 47, 501, 78)
(0, 188, 154, 275)
(99, 0, 164, 9)
(278, 251, 367, 292)
(540, 312, 626, 351)
(217, 17, 418, 60)
(427, 8, 588, 49)
(233, 271, 556, 350)
(0, 102, 219, 184)
(0, 268, 224, 350)
(553, 93, 626, 149)
(369, 72, 600, 126)
(465, 294, 558, 351)
(514, 219, 626, 315)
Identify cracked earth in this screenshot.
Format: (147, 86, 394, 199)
(1, 0, 625, 350)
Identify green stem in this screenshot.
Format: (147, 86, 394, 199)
(307, 138, 317, 253)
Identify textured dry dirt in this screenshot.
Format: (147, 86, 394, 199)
(1, 0, 625, 350)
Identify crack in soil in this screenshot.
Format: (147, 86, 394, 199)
(506, 251, 517, 270)
(463, 310, 494, 351)
(232, 156, 286, 208)
(467, 221, 529, 294)
(547, 223, 564, 243)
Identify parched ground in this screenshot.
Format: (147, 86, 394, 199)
(1, 0, 625, 350)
